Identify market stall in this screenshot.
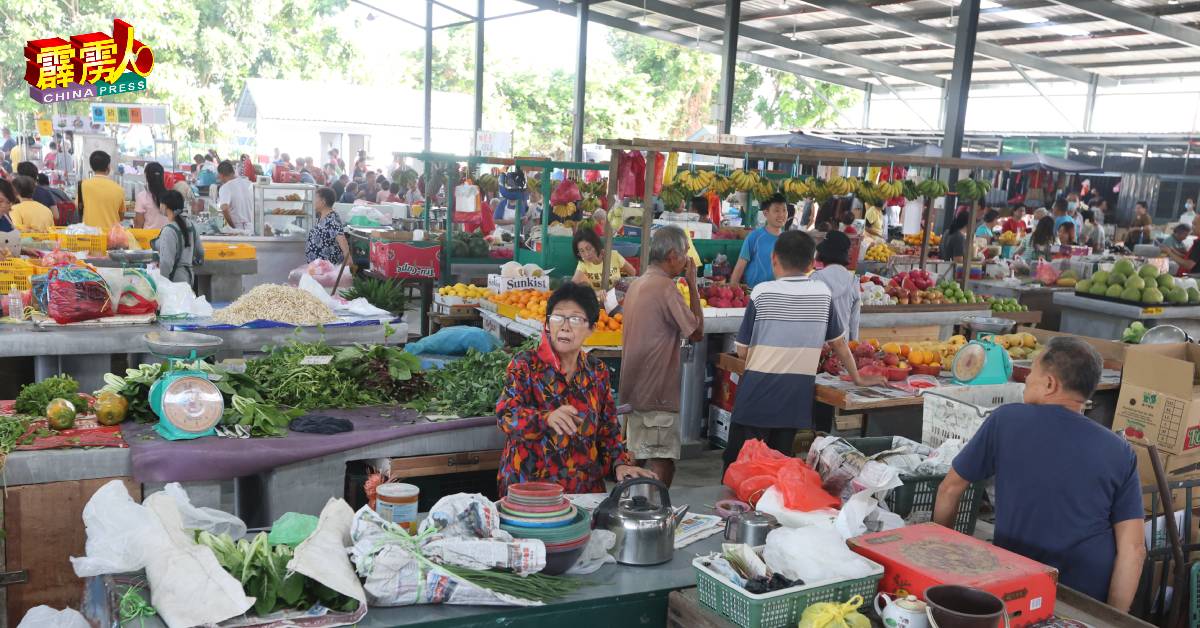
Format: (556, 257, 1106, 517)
(968, 278, 1064, 329)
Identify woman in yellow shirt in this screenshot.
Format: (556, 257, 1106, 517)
(10, 176, 54, 232)
(571, 229, 635, 293)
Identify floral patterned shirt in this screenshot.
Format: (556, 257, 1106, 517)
(495, 350, 631, 495)
(305, 210, 346, 264)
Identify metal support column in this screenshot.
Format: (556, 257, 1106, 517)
(861, 85, 873, 128)
(718, 0, 741, 134)
(1083, 74, 1099, 133)
(423, 0, 433, 152)
(473, 0, 484, 154)
(572, 0, 590, 161)
(940, 0, 981, 228)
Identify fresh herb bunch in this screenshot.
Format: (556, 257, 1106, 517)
(340, 276, 409, 314)
(334, 343, 428, 402)
(247, 339, 383, 410)
(408, 338, 533, 418)
(15, 375, 88, 416)
(194, 531, 359, 616)
(0, 415, 34, 455)
(440, 563, 583, 602)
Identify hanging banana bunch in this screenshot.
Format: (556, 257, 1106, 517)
(781, 177, 811, 203)
(710, 174, 734, 197)
(752, 179, 777, 204)
(730, 169, 761, 192)
(916, 179, 949, 198)
(659, 183, 685, 211)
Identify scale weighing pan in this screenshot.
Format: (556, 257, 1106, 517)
(1140, 325, 1193, 345)
(110, 249, 159, 265)
(143, 331, 224, 359)
(951, 335, 1013, 385)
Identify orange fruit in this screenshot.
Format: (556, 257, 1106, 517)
(909, 352, 925, 366)
(848, 340, 858, 351)
(899, 344, 911, 358)
(614, 313, 623, 322)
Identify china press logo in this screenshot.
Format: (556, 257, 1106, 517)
(24, 19, 154, 103)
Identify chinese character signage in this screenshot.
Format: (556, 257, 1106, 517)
(24, 19, 153, 104)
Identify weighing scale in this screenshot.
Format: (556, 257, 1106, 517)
(143, 331, 226, 440)
(950, 333, 1013, 385)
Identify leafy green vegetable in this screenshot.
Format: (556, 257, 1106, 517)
(334, 332, 428, 402)
(440, 563, 584, 602)
(340, 276, 410, 314)
(99, 364, 164, 423)
(223, 395, 304, 437)
(15, 375, 88, 417)
(194, 531, 359, 616)
(0, 415, 34, 455)
(408, 338, 535, 418)
(247, 338, 384, 410)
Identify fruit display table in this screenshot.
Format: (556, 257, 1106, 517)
(969, 279, 1070, 330)
(1053, 292, 1200, 340)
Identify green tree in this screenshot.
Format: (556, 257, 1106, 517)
(0, 0, 356, 144)
(399, 25, 477, 94)
(749, 69, 860, 129)
(606, 31, 719, 139)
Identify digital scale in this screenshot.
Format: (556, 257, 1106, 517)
(143, 331, 226, 441)
(950, 333, 1013, 385)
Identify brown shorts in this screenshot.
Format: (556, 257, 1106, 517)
(624, 410, 682, 460)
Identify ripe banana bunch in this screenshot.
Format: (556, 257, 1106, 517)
(580, 196, 599, 213)
(781, 177, 810, 201)
(710, 175, 734, 197)
(675, 169, 717, 194)
(877, 180, 904, 199)
(752, 180, 777, 204)
(730, 169, 761, 192)
(916, 179, 949, 198)
(856, 181, 882, 206)
(825, 174, 853, 196)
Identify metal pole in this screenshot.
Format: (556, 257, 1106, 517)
(940, 0, 981, 230)
(718, 0, 741, 135)
(1083, 74, 1098, 133)
(423, 0, 433, 153)
(640, 151, 657, 274)
(473, 0, 485, 154)
(861, 84, 873, 128)
(572, 0, 589, 161)
(601, 150, 620, 292)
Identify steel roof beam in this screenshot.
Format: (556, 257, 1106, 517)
(1048, 0, 1200, 50)
(605, 0, 946, 86)
(798, 0, 1111, 85)
(515, 0, 869, 90)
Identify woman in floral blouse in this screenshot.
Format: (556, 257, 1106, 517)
(496, 283, 657, 495)
(305, 186, 349, 264)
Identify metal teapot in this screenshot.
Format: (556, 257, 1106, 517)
(723, 510, 779, 547)
(591, 478, 688, 566)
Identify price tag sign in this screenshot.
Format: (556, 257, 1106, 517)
(299, 355, 334, 366)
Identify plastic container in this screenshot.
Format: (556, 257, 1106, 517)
(375, 482, 420, 532)
(693, 550, 884, 628)
(920, 383, 1025, 448)
(844, 437, 983, 535)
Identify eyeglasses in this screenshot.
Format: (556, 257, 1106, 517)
(548, 314, 589, 327)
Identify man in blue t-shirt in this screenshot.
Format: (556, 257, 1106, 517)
(934, 336, 1146, 610)
(728, 193, 788, 288)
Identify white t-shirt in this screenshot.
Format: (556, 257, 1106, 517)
(217, 177, 254, 229)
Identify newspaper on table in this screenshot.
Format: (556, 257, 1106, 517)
(349, 493, 546, 607)
(675, 513, 724, 548)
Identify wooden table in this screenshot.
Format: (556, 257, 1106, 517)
(667, 584, 1154, 628)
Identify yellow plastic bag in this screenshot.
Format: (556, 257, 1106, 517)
(798, 595, 871, 628)
(662, 152, 679, 185)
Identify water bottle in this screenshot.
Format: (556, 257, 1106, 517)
(6, 286, 22, 320)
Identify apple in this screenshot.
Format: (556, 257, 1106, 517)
(883, 354, 900, 366)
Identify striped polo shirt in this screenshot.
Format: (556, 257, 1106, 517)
(731, 275, 844, 429)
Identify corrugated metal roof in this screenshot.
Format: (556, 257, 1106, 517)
(581, 0, 1200, 89)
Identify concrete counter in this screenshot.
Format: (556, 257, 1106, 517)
(1053, 291, 1200, 339)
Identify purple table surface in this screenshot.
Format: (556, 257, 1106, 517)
(121, 407, 496, 482)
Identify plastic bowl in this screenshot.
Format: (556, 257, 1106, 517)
(884, 366, 911, 381)
(542, 537, 589, 576)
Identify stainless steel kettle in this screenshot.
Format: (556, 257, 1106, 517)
(591, 478, 688, 566)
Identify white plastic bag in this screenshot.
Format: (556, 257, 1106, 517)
(16, 606, 90, 628)
(151, 270, 213, 318)
(289, 498, 368, 613)
(763, 526, 877, 584)
(565, 529, 617, 575)
(297, 273, 389, 318)
(163, 482, 247, 539)
(71, 480, 161, 577)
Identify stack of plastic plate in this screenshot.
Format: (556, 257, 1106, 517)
(499, 482, 591, 575)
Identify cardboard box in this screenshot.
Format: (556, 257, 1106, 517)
(1135, 445, 1200, 513)
(716, 352, 746, 376)
(1018, 326, 1127, 364)
(711, 367, 739, 412)
(708, 405, 731, 448)
(487, 274, 549, 293)
(1111, 343, 1200, 456)
(849, 523, 1058, 627)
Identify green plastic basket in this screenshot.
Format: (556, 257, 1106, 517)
(844, 437, 984, 536)
(693, 555, 884, 628)
(1191, 562, 1200, 628)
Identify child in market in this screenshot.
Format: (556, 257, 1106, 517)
(728, 193, 788, 289)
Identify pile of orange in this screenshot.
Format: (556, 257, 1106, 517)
(489, 289, 551, 319)
(596, 310, 623, 332)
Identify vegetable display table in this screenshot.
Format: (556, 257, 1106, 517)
(1053, 291, 1200, 340)
(0, 319, 406, 392)
(80, 485, 733, 628)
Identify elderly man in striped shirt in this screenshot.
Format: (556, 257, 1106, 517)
(723, 230, 886, 469)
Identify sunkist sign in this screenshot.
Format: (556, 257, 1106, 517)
(24, 18, 154, 104)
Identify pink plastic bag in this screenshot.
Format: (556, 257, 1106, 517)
(287, 259, 352, 289)
(617, 151, 638, 198)
(1034, 260, 1060, 285)
(550, 179, 582, 206)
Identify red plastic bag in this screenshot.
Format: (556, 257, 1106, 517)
(47, 266, 114, 324)
(723, 439, 839, 511)
(550, 179, 583, 206)
(617, 151, 638, 198)
(653, 152, 665, 195)
(630, 152, 647, 198)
